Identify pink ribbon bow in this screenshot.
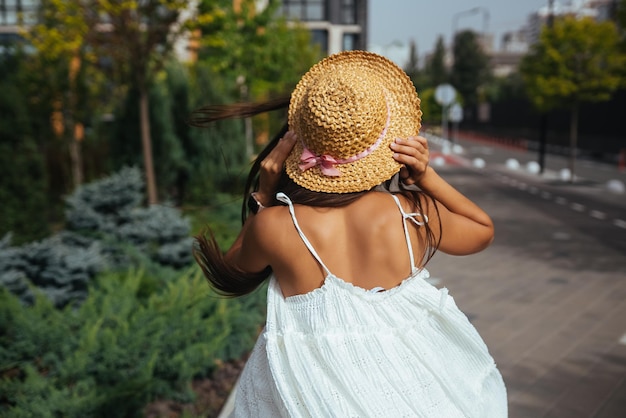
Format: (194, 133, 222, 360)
(299, 148, 342, 177)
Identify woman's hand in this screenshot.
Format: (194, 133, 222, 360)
(390, 136, 430, 185)
(256, 131, 297, 206)
(391, 135, 494, 255)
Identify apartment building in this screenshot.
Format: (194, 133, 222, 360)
(279, 0, 367, 55)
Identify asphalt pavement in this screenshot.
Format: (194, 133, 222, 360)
(426, 132, 626, 417)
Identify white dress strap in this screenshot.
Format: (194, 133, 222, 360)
(276, 192, 332, 276)
(390, 194, 429, 272)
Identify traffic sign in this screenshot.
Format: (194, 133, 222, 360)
(449, 103, 463, 123)
(435, 84, 456, 106)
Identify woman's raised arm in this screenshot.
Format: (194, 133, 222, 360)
(224, 131, 297, 272)
(391, 136, 494, 255)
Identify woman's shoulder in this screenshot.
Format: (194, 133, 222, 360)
(251, 205, 291, 233)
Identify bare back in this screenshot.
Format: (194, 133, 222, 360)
(258, 191, 429, 298)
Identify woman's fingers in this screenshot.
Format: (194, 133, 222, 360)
(398, 166, 415, 185)
(271, 131, 297, 164)
(390, 136, 430, 184)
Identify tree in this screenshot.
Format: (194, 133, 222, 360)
(617, 0, 626, 41)
(520, 16, 625, 182)
(424, 35, 448, 89)
(0, 49, 49, 243)
(405, 39, 419, 80)
(108, 72, 187, 200)
(450, 30, 490, 113)
(190, 0, 318, 174)
(404, 39, 427, 89)
(198, 0, 318, 150)
(616, 0, 626, 83)
(25, 0, 103, 189)
(84, 0, 210, 205)
(186, 64, 246, 199)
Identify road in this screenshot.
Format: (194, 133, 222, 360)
(426, 134, 626, 417)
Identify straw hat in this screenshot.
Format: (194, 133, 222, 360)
(286, 50, 422, 193)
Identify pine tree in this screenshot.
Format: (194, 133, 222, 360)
(425, 36, 448, 88)
(450, 30, 490, 110)
(0, 50, 49, 244)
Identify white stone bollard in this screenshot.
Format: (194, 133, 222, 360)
(526, 161, 541, 174)
(506, 158, 520, 170)
(472, 158, 486, 169)
(606, 179, 625, 194)
(559, 168, 572, 181)
(432, 156, 446, 167)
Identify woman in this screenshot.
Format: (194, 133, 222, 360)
(192, 51, 507, 417)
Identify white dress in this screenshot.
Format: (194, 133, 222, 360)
(231, 192, 507, 417)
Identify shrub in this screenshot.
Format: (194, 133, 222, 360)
(0, 232, 106, 307)
(66, 166, 193, 269)
(0, 167, 194, 307)
(0, 268, 266, 417)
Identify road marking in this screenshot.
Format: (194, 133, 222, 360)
(552, 232, 571, 240)
(570, 203, 586, 212)
(613, 219, 626, 229)
(555, 197, 568, 205)
(529, 186, 538, 194)
(541, 191, 552, 199)
(590, 210, 607, 220)
(518, 182, 528, 191)
(620, 333, 626, 345)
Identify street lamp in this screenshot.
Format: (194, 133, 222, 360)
(377, 40, 405, 66)
(452, 6, 490, 44)
(381, 40, 403, 60)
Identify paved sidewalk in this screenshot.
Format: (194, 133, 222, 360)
(427, 163, 626, 418)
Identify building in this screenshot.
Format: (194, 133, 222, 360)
(527, 0, 617, 44)
(488, 30, 530, 78)
(0, 0, 36, 44)
(279, 0, 367, 55)
(488, 0, 617, 78)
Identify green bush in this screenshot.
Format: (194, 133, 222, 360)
(0, 267, 266, 417)
(0, 166, 195, 307)
(0, 231, 108, 308)
(66, 166, 193, 270)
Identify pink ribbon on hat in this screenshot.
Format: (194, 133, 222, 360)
(298, 95, 391, 177)
(299, 149, 342, 176)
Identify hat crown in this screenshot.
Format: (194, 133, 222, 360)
(293, 69, 388, 159)
(285, 50, 421, 194)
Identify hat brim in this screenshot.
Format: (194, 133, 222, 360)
(286, 51, 422, 194)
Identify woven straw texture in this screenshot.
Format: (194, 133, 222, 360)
(286, 50, 422, 193)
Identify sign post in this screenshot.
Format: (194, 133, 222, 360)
(448, 102, 463, 143)
(434, 84, 457, 140)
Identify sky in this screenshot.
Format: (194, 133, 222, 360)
(368, 0, 552, 65)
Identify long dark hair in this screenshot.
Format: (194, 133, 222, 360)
(189, 98, 441, 297)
